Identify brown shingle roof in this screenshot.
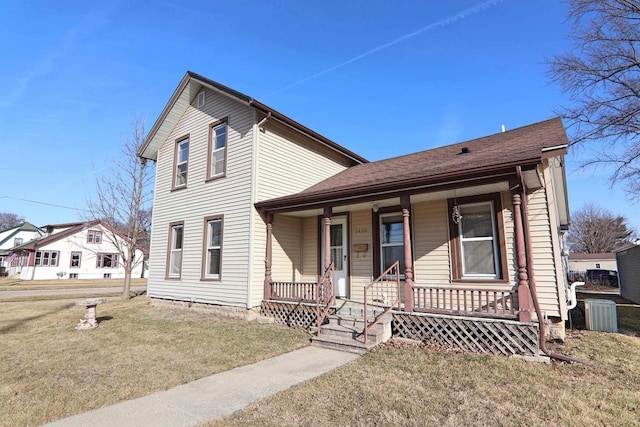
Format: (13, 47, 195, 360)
(568, 253, 616, 260)
(256, 117, 568, 211)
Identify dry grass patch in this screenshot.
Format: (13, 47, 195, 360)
(211, 307, 640, 427)
(0, 297, 309, 426)
(211, 334, 640, 427)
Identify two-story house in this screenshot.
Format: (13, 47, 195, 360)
(140, 71, 572, 355)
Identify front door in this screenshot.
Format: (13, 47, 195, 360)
(322, 216, 348, 298)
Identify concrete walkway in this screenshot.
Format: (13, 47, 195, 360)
(44, 346, 359, 426)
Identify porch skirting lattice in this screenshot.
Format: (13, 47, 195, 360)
(393, 311, 540, 356)
(261, 300, 331, 330)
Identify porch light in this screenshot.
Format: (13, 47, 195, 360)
(452, 189, 462, 224)
(452, 202, 462, 224)
(372, 203, 379, 213)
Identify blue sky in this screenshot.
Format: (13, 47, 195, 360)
(0, 0, 637, 231)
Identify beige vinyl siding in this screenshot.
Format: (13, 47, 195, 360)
(542, 160, 567, 318)
(412, 200, 451, 285)
(300, 216, 318, 282)
(271, 215, 302, 282)
(255, 119, 354, 202)
(249, 118, 356, 307)
(350, 210, 374, 301)
(527, 184, 561, 318)
(147, 88, 255, 306)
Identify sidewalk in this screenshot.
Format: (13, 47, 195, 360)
(44, 346, 359, 426)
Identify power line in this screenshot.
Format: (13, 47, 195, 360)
(0, 196, 90, 212)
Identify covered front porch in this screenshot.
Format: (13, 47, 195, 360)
(257, 174, 540, 354)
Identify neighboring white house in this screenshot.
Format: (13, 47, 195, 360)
(568, 253, 617, 272)
(7, 220, 145, 280)
(0, 222, 44, 269)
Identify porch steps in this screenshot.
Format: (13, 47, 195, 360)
(311, 300, 393, 354)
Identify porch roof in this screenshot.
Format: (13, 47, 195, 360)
(256, 117, 568, 212)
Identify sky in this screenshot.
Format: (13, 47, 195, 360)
(0, 0, 637, 231)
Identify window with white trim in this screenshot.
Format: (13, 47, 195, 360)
(458, 201, 500, 278)
(174, 138, 189, 188)
(203, 217, 222, 279)
(14, 238, 23, 246)
(208, 120, 227, 179)
(168, 223, 184, 278)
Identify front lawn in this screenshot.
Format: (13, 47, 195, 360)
(0, 297, 309, 426)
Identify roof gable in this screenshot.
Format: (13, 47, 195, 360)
(139, 71, 367, 164)
(13, 220, 129, 251)
(0, 222, 43, 247)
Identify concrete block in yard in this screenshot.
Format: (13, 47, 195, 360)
(256, 316, 275, 324)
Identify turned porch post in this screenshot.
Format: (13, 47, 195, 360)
(401, 195, 414, 312)
(512, 191, 533, 322)
(263, 213, 274, 301)
(323, 206, 332, 271)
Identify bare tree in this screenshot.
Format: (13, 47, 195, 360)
(548, 0, 640, 198)
(87, 116, 154, 299)
(0, 212, 25, 231)
(567, 203, 635, 253)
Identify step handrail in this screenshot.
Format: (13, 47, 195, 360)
(363, 260, 400, 344)
(316, 262, 335, 335)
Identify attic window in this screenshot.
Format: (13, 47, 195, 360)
(197, 91, 205, 108)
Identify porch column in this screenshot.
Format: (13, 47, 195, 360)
(512, 192, 533, 322)
(401, 195, 414, 312)
(263, 213, 274, 301)
(323, 206, 332, 271)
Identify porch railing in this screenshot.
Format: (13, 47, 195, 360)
(316, 262, 335, 335)
(412, 286, 516, 319)
(363, 261, 401, 344)
(269, 281, 317, 302)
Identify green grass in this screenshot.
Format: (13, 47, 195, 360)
(0, 297, 309, 426)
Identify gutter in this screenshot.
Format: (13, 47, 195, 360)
(517, 165, 592, 365)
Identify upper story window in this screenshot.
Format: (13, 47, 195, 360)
(87, 230, 102, 244)
(173, 137, 189, 189)
(202, 216, 223, 279)
(448, 194, 507, 281)
(207, 119, 227, 180)
(35, 251, 59, 267)
(14, 238, 23, 246)
(167, 222, 184, 278)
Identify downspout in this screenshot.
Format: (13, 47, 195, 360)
(517, 166, 591, 365)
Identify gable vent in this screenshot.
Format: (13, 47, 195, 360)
(197, 91, 205, 108)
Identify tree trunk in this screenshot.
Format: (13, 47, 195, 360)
(122, 254, 132, 300)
